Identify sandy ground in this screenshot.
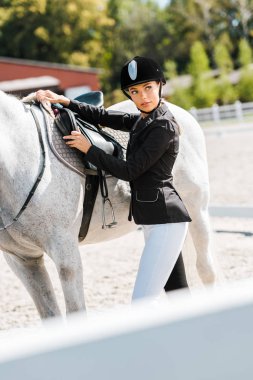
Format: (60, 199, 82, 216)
(0, 124, 253, 331)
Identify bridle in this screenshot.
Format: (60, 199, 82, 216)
(0, 104, 46, 231)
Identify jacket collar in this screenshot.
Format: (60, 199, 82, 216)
(137, 102, 168, 130)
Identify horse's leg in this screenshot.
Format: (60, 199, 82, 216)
(189, 205, 217, 285)
(3, 252, 61, 319)
(48, 239, 86, 314)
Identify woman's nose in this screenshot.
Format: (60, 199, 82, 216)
(139, 90, 147, 99)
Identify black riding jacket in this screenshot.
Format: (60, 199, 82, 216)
(68, 100, 191, 225)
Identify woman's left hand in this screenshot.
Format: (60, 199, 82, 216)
(63, 131, 92, 154)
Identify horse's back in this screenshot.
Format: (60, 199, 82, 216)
(108, 100, 209, 188)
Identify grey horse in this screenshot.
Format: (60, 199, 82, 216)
(0, 90, 216, 319)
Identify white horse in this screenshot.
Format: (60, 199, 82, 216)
(0, 90, 216, 319)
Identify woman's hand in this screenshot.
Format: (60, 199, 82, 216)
(36, 89, 70, 106)
(63, 131, 92, 154)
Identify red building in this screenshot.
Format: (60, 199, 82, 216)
(0, 57, 101, 98)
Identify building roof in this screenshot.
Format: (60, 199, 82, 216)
(0, 76, 59, 92)
(0, 56, 101, 74)
(0, 57, 101, 92)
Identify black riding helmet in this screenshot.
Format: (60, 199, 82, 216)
(120, 56, 166, 113)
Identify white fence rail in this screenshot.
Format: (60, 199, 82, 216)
(1, 281, 253, 379)
(190, 101, 253, 123)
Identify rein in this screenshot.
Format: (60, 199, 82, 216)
(0, 104, 46, 231)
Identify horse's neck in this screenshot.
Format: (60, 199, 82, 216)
(0, 96, 42, 216)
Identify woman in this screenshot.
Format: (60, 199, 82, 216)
(36, 56, 191, 301)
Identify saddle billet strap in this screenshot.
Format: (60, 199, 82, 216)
(0, 105, 46, 231)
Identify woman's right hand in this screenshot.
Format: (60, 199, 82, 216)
(36, 89, 70, 106)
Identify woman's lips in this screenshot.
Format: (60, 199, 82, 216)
(141, 102, 151, 107)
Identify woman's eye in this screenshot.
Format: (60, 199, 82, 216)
(145, 86, 152, 91)
(131, 90, 138, 95)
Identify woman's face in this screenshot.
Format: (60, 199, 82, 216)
(128, 81, 160, 114)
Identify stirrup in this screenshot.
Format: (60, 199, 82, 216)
(102, 197, 117, 229)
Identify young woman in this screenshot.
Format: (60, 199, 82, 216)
(36, 56, 191, 301)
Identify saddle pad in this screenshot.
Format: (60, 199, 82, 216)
(41, 105, 89, 177)
(42, 105, 129, 176)
(102, 127, 129, 160)
(54, 107, 124, 170)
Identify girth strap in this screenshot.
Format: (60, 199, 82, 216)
(78, 175, 100, 241)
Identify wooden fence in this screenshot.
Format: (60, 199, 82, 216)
(1, 280, 253, 379)
(190, 101, 253, 123)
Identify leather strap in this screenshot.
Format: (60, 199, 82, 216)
(0, 105, 46, 231)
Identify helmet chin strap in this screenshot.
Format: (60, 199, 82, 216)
(137, 98, 161, 115)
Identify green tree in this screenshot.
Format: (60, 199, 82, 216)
(237, 37, 253, 102)
(101, 0, 165, 104)
(0, 0, 112, 67)
(169, 87, 193, 110)
(164, 59, 177, 80)
(214, 42, 233, 73)
(237, 68, 253, 101)
(188, 41, 217, 107)
(211, 0, 253, 62)
(213, 40, 236, 104)
(216, 77, 238, 105)
(238, 38, 253, 67)
(188, 41, 210, 78)
(162, 0, 217, 72)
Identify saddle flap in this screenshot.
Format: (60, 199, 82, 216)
(76, 118, 114, 156)
(54, 108, 79, 136)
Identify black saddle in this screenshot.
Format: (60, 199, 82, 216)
(53, 91, 120, 240)
(54, 107, 123, 173)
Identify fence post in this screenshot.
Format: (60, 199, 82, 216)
(212, 103, 220, 122)
(235, 100, 243, 121)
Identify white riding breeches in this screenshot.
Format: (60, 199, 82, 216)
(132, 222, 188, 301)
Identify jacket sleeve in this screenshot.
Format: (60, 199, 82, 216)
(67, 100, 139, 132)
(85, 123, 174, 181)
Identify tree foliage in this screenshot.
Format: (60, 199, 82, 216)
(0, 0, 112, 66)
(1, 0, 253, 107)
(214, 42, 234, 73)
(238, 38, 253, 66)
